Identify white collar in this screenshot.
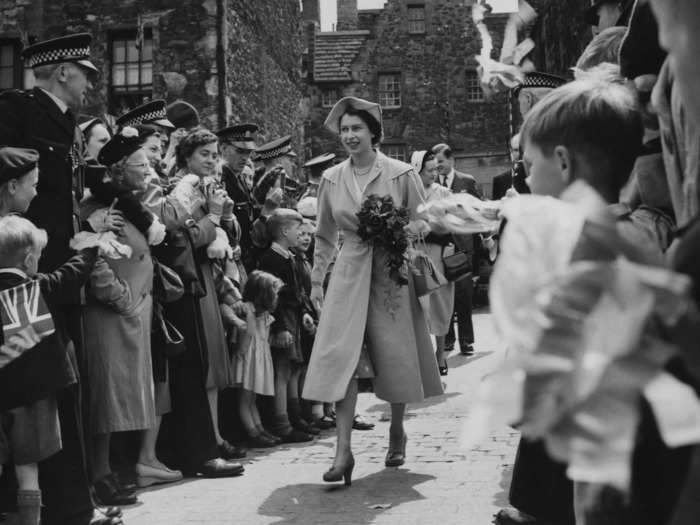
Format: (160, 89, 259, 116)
(270, 242, 292, 259)
(0, 267, 29, 279)
(39, 88, 69, 114)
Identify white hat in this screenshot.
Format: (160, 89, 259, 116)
(410, 150, 428, 173)
(324, 97, 382, 134)
(297, 196, 318, 219)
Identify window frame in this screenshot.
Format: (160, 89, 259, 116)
(407, 5, 426, 34)
(320, 87, 338, 108)
(378, 72, 402, 109)
(108, 28, 154, 114)
(0, 39, 23, 92)
(382, 143, 407, 162)
(465, 69, 485, 103)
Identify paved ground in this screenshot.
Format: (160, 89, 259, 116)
(123, 310, 519, 525)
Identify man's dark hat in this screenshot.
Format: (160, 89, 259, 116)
(255, 135, 296, 162)
(22, 33, 98, 72)
(116, 100, 174, 129)
(0, 148, 39, 185)
(97, 128, 143, 166)
(584, 0, 635, 26)
(303, 153, 336, 170)
(216, 124, 258, 150)
(512, 72, 568, 97)
(166, 100, 200, 130)
(619, 0, 667, 79)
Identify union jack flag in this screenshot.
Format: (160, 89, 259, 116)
(0, 280, 55, 369)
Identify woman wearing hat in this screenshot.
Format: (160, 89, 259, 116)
(80, 128, 181, 505)
(303, 97, 443, 485)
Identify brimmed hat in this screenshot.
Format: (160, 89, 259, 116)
(22, 33, 98, 73)
(297, 196, 318, 219)
(511, 72, 568, 96)
(255, 135, 296, 162)
(166, 100, 200, 130)
(0, 148, 39, 185)
(410, 150, 428, 174)
(324, 97, 382, 134)
(303, 152, 336, 170)
(97, 127, 143, 166)
(619, 0, 667, 79)
(216, 123, 258, 150)
(116, 100, 174, 129)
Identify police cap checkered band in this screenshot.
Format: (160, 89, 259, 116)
(255, 135, 294, 161)
(116, 100, 174, 128)
(22, 33, 95, 70)
(512, 72, 568, 96)
(216, 123, 258, 143)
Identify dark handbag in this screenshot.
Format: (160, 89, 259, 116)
(154, 226, 206, 298)
(152, 303, 186, 358)
(152, 258, 185, 304)
(442, 250, 472, 282)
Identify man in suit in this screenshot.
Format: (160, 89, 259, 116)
(432, 143, 481, 356)
(0, 34, 122, 525)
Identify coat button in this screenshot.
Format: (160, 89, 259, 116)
(139, 254, 145, 261)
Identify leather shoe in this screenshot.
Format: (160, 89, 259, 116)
(135, 462, 183, 487)
(352, 415, 375, 431)
(219, 440, 247, 459)
(277, 428, 313, 443)
(460, 343, 474, 356)
(199, 458, 245, 478)
(292, 417, 321, 435)
(314, 415, 335, 430)
(248, 433, 278, 448)
(93, 475, 138, 506)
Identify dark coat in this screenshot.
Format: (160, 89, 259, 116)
(0, 88, 86, 276)
(221, 164, 255, 255)
(0, 250, 96, 411)
(449, 169, 482, 255)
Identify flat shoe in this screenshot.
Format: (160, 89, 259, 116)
(219, 440, 248, 459)
(352, 415, 375, 431)
(135, 462, 183, 487)
(93, 476, 138, 506)
(277, 428, 313, 443)
(199, 458, 245, 478)
(248, 433, 277, 448)
(315, 415, 335, 429)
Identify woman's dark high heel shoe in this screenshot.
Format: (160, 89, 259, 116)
(438, 360, 448, 376)
(385, 433, 407, 467)
(323, 454, 355, 486)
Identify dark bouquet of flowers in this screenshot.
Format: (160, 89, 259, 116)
(356, 194, 411, 285)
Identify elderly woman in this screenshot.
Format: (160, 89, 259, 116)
(303, 97, 443, 486)
(164, 128, 245, 478)
(410, 150, 455, 376)
(80, 129, 169, 506)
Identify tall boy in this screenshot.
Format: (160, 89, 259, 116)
(258, 209, 313, 443)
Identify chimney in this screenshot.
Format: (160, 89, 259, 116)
(337, 0, 358, 31)
(302, 0, 320, 25)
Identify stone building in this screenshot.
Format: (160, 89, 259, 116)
(302, 0, 512, 197)
(0, 0, 305, 147)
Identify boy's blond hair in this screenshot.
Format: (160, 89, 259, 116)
(520, 79, 643, 198)
(0, 216, 48, 268)
(267, 208, 303, 241)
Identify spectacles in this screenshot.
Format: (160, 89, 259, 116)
(125, 162, 149, 170)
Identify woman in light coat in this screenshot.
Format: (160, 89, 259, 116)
(303, 97, 443, 486)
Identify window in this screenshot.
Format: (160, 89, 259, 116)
(0, 40, 21, 91)
(466, 70, 485, 102)
(378, 73, 401, 108)
(407, 5, 426, 34)
(110, 30, 153, 114)
(321, 87, 337, 108)
(383, 144, 406, 162)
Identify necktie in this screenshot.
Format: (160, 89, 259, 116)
(441, 176, 447, 188)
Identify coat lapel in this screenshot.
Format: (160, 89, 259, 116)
(32, 88, 75, 140)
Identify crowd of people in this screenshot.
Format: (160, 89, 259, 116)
(3, 0, 700, 524)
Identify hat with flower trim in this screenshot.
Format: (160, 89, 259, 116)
(97, 127, 143, 166)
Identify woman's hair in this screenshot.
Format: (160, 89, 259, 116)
(0, 215, 48, 267)
(575, 26, 627, 71)
(252, 166, 284, 205)
(340, 106, 383, 146)
(175, 127, 218, 169)
(243, 270, 283, 314)
(419, 151, 435, 173)
(520, 79, 643, 197)
(135, 124, 161, 144)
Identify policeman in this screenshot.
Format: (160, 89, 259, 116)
(115, 99, 175, 153)
(0, 34, 123, 525)
(301, 152, 336, 199)
(216, 123, 258, 259)
(254, 135, 302, 204)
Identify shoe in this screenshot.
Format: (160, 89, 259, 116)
(93, 475, 138, 506)
(247, 433, 278, 448)
(352, 415, 375, 431)
(276, 428, 314, 443)
(323, 453, 355, 486)
(460, 343, 474, 356)
(261, 428, 282, 443)
(135, 462, 183, 488)
(438, 360, 448, 376)
(219, 440, 248, 459)
(314, 415, 336, 430)
(494, 508, 537, 524)
(198, 458, 245, 478)
(292, 417, 321, 435)
(385, 433, 407, 467)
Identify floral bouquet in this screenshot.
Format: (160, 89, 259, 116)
(356, 194, 411, 285)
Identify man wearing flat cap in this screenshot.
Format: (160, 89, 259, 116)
(0, 34, 123, 525)
(217, 124, 259, 260)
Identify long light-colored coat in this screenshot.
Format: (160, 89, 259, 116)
(81, 198, 155, 435)
(302, 152, 443, 403)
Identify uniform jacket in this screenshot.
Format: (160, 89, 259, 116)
(0, 250, 96, 411)
(221, 164, 255, 254)
(0, 88, 85, 275)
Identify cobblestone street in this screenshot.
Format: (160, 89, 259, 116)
(123, 310, 519, 525)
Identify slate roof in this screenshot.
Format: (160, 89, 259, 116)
(313, 30, 369, 83)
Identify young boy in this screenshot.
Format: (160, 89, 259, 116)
(0, 215, 97, 525)
(258, 208, 313, 443)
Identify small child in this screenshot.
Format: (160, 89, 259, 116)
(232, 271, 283, 448)
(0, 216, 97, 525)
(258, 209, 313, 443)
